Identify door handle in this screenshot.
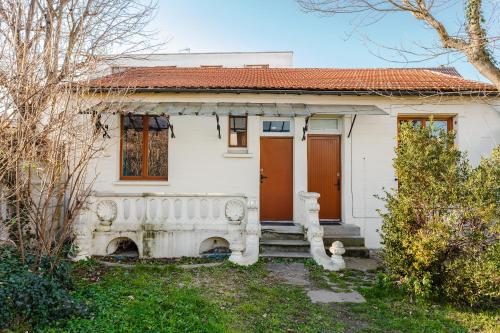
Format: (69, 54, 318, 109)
(260, 173, 268, 183)
(260, 169, 268, 183)
(336, 178, 341, 190)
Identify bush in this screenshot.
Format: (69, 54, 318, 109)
(0, 245, 87, 329)
(379, 122, 499, 307)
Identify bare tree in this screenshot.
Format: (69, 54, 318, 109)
(0, 0, 156, 268)
(298, 0, 500, 90)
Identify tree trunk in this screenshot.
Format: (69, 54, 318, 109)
(468, 55, 500, 91)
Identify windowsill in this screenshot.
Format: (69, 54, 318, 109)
(112, 180, 170, 186)
(223, 152, 253, 158)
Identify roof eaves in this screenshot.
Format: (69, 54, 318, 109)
(89, 86, 500, 97)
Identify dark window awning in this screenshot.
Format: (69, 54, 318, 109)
(85, 102, 388, 116)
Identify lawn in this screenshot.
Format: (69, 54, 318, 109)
(35, 258, 498, 333)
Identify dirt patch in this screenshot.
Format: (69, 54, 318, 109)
(329, 303, 372, 333)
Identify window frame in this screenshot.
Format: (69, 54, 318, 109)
(260, 117, 294, 137)
(119, 114, 169, 181)
(228, 115, 248, 148)
(397, 115, 453, 133)
(262, 120, 292, 133)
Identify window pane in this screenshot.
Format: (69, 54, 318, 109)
(122, 116, 143, 176)
(426, 120, 448, 136)
(310, 119, 338, 130)
(148, 116, 169, 177)
(263, 121, 290, 133)
(229, 116, 247, 147)
(400, 119, 422, 129)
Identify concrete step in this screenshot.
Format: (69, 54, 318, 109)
(261, 225, 305, 241)
(260, 239, 310, 253)
(322, 224, 361, 237)
(323, 236, 365, 247)
(326, 246, 370, 258)
(260, 251, 312, 259)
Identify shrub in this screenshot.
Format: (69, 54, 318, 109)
(379, 122, 499, 307)
(0, 245, 86, 330)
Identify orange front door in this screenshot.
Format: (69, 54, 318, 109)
(260, 137, 293, 221)
(308, 135, 341, 221)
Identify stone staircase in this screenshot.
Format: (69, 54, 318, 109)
(322, 225, 369, 258)
(259, 224, 369, 259)
(260, 224, 311, 258)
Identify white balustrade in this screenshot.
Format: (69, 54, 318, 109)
(91, 193, 245, 229)
(73, 192, 260, 266)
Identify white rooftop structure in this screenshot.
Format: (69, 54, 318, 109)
(103, 51, 294, 74)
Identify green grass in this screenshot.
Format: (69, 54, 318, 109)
(31, 259, 499, 333)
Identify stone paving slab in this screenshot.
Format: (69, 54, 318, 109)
(266, 262, 311, 286)
(307, 290, 366, 303)
(344, 257, 381, 271)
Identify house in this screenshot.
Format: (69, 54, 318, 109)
(73, 51, 500, 270)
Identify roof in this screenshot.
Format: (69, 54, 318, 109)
(89, 67, 497, 95)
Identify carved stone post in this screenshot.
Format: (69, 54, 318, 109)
(229, 197, 260, 266)
(298, 191, 341, 271)
(330, 241, 346, 270)
(72, 206, 93, 261)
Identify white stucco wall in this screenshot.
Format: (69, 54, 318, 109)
(92, 114, 260, 198)
(88, 92, 500, 249)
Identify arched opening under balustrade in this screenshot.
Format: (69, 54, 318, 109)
(199, 237, 231, 258)
(106, 237, 139, 257)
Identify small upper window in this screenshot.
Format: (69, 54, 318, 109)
(228, 116, 247, 147)
(309, 119, 338, 131)
(263, 121, 290, 133)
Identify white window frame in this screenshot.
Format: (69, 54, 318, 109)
(308, 116, 342, 135)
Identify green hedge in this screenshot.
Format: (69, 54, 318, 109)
(379, 122, 499, 307)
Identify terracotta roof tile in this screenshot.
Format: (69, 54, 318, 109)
(89, 67, 497, 94)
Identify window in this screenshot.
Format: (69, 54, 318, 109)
(309, 119, 339, 131)
(228, 116, 247, 147)
(121, 115, 169, 180)
(398, 116, 453, 136)
(263, 120, 291, 133)
(244, 64, 270, 68)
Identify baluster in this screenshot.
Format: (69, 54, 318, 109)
(148, 198, 158, 223)
(200, 199, 208, 219)
(135, 198, 144, 221)
(161, 198, 169, 223)
(174, 198, 182, 220)
(187, 198, 196, 220)
(123, 198, 130, 221)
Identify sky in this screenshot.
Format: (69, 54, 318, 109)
(146, 0, 499, 83)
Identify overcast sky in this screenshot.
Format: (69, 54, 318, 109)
(147, 0, 499, 82)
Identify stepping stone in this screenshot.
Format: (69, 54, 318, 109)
(266, 262, 311, 286)
(344, 257, 380, 271)
(307, 289, 366, 303)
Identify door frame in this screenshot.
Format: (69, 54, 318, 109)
(259, 136, 294, 222)
(307, 134, 342, 222)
